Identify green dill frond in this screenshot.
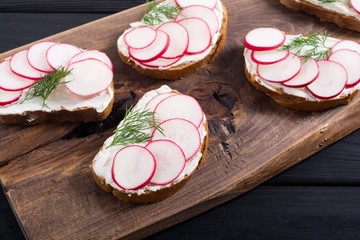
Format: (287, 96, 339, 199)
(142, 0, 182, 26)
(318, 0, 342, 3)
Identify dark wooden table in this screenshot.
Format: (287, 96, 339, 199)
(1, 0, 360, 239)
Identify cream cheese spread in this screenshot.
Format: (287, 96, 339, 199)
(92, 85, 207, 195)
(117, 0, 224, 69)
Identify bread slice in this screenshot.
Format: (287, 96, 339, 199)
(92, 85, 208, 204)
(117, 1, 228, 80)
(280, 0, 360, 33)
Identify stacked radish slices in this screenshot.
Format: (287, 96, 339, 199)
(244, 28, 360, 101)
(350, 0, 360, 15)
(0, 41, 113, 106)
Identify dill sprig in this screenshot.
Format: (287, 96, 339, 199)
(106, 106, 164, 148)
(280, 32, 331, 62)
(21, 67, 72, 108)
(318, 0, 342, 3)
(142, 0, 182, 26)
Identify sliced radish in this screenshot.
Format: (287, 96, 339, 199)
(124, 26, 157, 50)
(154, 94, 204, 128)
(282, 58, 319, 88)
(251, 49, 290, 65)
(144, 92, 178, 113)
(112, 145, 156, 190)
(152, 118, 201, 161)
(178, 17, 211, 54)
(9, 50, 43, 80)
(129, 30, 170, 63)
(139, 56, 183, 68)
(65, 58, 113, 97)
(307, 60, 347, 99)
(69, 50, 113, 71)
(175, 5, 219, 36)
(350, 0, 360, 14)
(157, 22, 189, 59)
(175, 0, 217, 9)
(146, 140, 186, 185)
(329, 49, 360, 88)
(0, 60, 35, 91)
(46, 43, 82, 69)
(331, 40, 360, 55)
(27, 41, 56, 73)
(257, 53, 302, 83)
(0, 88, 22, 106)
(244, 28, 286, 51)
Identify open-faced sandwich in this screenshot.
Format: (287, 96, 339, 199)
(0, 42, 114, 124)
(117, 0, 228, 80)
(92, 85, 208, 204)
(244, 27, 360, 112)
(280, 0, 360, 33)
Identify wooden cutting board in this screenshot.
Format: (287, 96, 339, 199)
(0, 0, 359, 239)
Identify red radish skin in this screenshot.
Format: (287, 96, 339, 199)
(175, 5, 219, 37)
(282, 58, 319, 88)
(0, 88, 22, 106)
(257, 53, 302, 83)
(9, 50, 43, 80)
(152, 118, 201, 161)
(129, 30, 170, 63)
(124, 26, 157, 50)
(139, 56, 183, 68)
(244, 28, 286, 51)
(175, 0, 217, 9)
(65, 58, 113, 97)
(154, 94, 204, 128)
(307, 60, 347, 99)
(251, 49, 290, 65)
(350, 0, 360, 14)
(112, 145, 156, 191)
(144, 92, 178, 112)
(329, 49, 360, 88)
(27, 41, 56, 73)
(0, 60, 35, 91)
(178, 17, 211, 54)
(157, 22, 189, 59)
(69, 50, 113, 70)
(146, 140, 186, 186)
(331, 40, 360, 55)
(46, 43, 82, 69)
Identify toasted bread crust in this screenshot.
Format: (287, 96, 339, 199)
(117, 3, 228, 80)
(92, 120, 209, 204)
(0, 83, 114, 125)
(280, 0, 360, 33)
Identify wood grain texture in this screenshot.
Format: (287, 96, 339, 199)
(0, 0, 360, 239)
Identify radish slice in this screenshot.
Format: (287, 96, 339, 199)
(175, 0, 217, 9)
(244, 28, 286, 51)
(175, 5, 219, 37)
(251, 49, 290, 65)
(329, 49, 360, 88)
(144, 92, 178, 112)
(178, 17, 211, 54)
(146, 140, 186, 185)
(27, 41, 56, 73)
(69, 50, 113, 70)
(112, 145, 156, 190)
(0, 60, 35, 91)
(139, 56, 183, 68)
(152, 118, 201, 160)
(9, 50, 43, 80)
(331, 40, 360, 54)
(350, 0, 360, 14)
(154, 94, 204, 128)
(65, 59, 113, 96)
(157, 22, 189, 59)
(282, 58, 319, 88)
(46, 43, 82, 69)
(129, 30, 170, 63)
(124, 26, 157, 50)
(0, 88, 22, 106)
(257, 53, 302, 83)
(307, 60, 347, 99)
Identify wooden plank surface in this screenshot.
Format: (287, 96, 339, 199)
(0, 0, 360, 239)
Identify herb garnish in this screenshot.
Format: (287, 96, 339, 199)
(280, 32, 331, 62)
(21, 67, 72, 108)
(106, 106, 164, 148)
(318, 0, 342, 3)
(142, 0, 182, 26)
